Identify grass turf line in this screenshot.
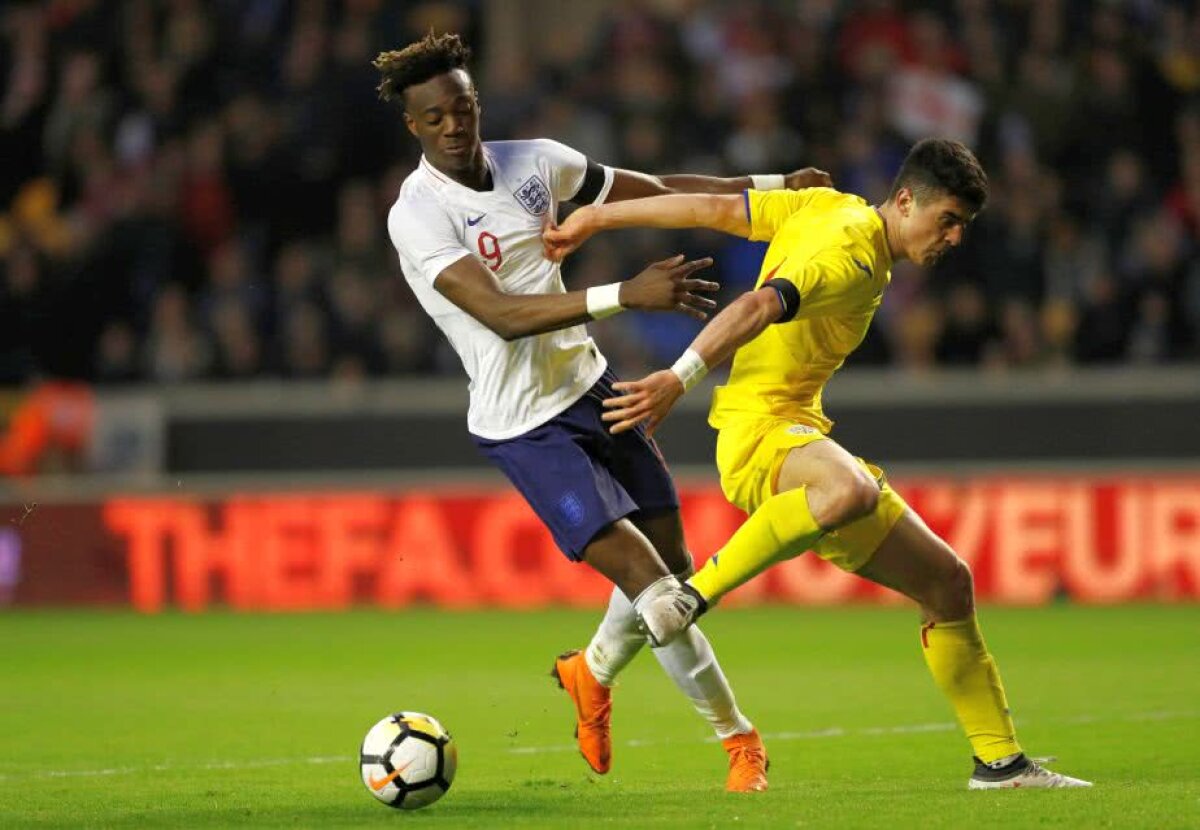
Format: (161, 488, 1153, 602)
(1, 605, 1197, 828)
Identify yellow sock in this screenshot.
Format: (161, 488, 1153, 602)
(921, 616, 1021, 763)
(688, 487, 823, 603)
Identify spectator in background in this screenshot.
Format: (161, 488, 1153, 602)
(143, 283, 210, 382)
(837, 0, 911, 83)
(196, 238, 266, 382)
(332, 180, 391, 281)
(271, 241, 324, 325)
(1095, 150, 1156, 262)
(0, 0, 1196, 385)
(1121, 210, 1193, 360)
(724, 92, 804, 176)
(1005, 49, 1074, 167)
(1042, 212, 1108, 306)
(277, 18, 341, 240)
(1126, 290, 1173, 364)
(0, 242, 49, 383)
(0, 4, 50, 208)
(1075, 273, 1131, 364)
(886, 9, 981, 147)
(1165, 107, 1200, 237)
(328, 264, 383, 375)
(209, 299, 263, 380)
(982, 186, 1045, 305)
(179, 119, 235, 255)
(1039, 296, 1079, 369)
(378, 306, 433, 375)
(42, 50, 110, 182)
(94, 319, 139, 384)
(223, 91, 289, 256)
(279, 301, 330, 379)
(936, 282, 997, 366)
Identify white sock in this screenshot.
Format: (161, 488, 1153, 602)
(653, 625, 754, 739)
(584, 586, 646, 687)
(585, 577, 753, 740)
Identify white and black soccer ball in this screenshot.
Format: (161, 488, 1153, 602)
(359, 711, 457, 810)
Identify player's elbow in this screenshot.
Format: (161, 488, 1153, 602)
(469, 303, 525, 341)
(738, 288, 785, 330)
(489, 314, 525, 341)
(652, 178, 679, 196)
(712, 290, 780, 351)
(706, 195, 749, 235)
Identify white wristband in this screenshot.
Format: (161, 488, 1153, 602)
(670, 348, 708, 393)
(586, 283, 624, 319)
(750, 173, 786, 191)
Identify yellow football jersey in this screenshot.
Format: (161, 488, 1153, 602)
(709, 188, 893, 433)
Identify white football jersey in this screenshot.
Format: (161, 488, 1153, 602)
(388, 139, 615, 439)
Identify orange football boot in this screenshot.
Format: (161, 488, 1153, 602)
(723, 729, 769, 792)
(550, 650, 612, 774)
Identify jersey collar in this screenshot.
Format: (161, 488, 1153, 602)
(420, 147, 497, 196)
(870, 205, 894, 270)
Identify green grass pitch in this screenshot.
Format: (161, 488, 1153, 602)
(1, 605, 1197, 828)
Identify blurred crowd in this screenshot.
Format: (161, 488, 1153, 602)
(1, 0, 1198, 387)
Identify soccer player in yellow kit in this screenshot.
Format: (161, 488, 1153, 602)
(544, 138, 1092, 790)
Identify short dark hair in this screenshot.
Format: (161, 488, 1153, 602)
(374, 32, 472, 108)
(888, 138, 989, 214)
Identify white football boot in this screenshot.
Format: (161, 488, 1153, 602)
(969, 754, 1093, 789)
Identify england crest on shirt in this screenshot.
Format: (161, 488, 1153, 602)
(515, 175, 551, 216)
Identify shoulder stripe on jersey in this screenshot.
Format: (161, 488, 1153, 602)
(743, 189, 751, 225)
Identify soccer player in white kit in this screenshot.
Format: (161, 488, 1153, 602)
(377, 32, 830, 791)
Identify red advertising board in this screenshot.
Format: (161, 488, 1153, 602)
(1, 476, 1197, 610)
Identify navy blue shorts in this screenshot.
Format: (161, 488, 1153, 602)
(473, 370, 680, 561)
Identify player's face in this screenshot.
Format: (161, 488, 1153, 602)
(898, 189, 975, 266)
(403, 69, 482, 171)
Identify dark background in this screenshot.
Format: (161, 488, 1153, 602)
(1, 0, 1197, 389)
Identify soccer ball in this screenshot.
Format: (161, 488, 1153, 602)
(359, 711, 457, 810)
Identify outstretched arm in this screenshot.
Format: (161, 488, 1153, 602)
(545, 167, 832, 259)
(602, 284, 789, 434)
(544, 193, 752, 262)
(606, 167, 832, 201)
(435, 252, 718, 342)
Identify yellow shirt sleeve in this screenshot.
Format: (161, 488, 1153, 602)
(747, 188, 821, 242)
(771, 250, 867, 318)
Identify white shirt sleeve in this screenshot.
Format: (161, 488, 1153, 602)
(536, 138, 614, 205)
(388, 198, 471, 286)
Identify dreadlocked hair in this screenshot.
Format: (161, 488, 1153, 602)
(374, 32, 472, 107)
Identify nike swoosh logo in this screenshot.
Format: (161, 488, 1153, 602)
(368, 760, 411, 791)
(851, 257, 872, 279)
(466, 214, 486, 226)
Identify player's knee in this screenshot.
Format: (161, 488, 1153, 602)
(821, 473, 880, 527)
(935, 557, 975, 620)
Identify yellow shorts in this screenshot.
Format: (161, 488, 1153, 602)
(714, 415, 908, 573)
